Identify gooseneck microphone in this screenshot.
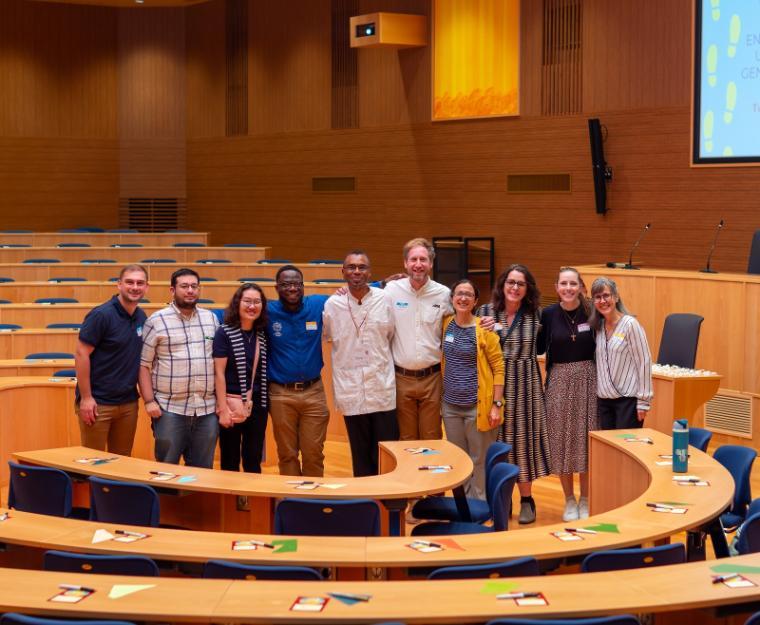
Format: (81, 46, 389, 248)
(624, 223, 651, 270)
(700, 219, 725, 274)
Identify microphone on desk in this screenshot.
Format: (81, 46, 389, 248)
(622, 223, 651, 270)
(700, 219, 724, 274)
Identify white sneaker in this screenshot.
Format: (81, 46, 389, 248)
(562, 497, 579, 522)
(578, 496, 589, 519)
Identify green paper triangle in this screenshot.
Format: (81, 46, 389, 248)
(584, 523, 620, 533)
(480, 580, 518, 595)
(711, 563, 760, 574)
(272, 539, 298, 553)
(615, 433, 637, 439)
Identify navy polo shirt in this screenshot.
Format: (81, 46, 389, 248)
(267, 295, 328, 384)
(77, 295, 147, 405)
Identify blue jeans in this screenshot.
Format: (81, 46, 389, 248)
(151, 409, 219, 468)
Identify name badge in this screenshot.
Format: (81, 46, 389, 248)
(444, 334, 455, 343)
(613, 332, 625, 339)
(493, 323, 503, 332)
(577, 323, 590, 332)
(395, 301, 409, 309)
(305, 321, 318, 331)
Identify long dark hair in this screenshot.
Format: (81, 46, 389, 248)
(491, 264, 540, 314)
(223, 283, 268, 330)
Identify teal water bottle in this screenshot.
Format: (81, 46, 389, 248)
(672, 419, 689, 473)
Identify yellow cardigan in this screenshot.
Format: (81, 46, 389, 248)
(441, 315, 505, 432)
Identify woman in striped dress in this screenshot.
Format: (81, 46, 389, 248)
(213, 283, 269, 472)
(478, 264, 550, 524)
(588, 277, 652, 429)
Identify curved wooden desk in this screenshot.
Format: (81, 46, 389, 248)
(0, 359, 73, 377)
(0, 232, 208, 247)
(13, 441, 473, 536)
(5, 430, 733, 571)
(0, 555, 759, 624)
(0, 261, 342, 283)
(0, 246, 270, 264)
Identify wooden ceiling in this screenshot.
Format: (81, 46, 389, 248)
(29, 0, 209, 7)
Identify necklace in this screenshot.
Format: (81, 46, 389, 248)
(241, 328, 255, 344)
(347, 294, 368, 337)
(561, 306, 579, 342)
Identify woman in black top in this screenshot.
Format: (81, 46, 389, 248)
(213, 283, 269, 472)
(537, 267, 597, 521)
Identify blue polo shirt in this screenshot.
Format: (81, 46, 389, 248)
(267, 295, 328, 384)
(77, 295, 147, 405)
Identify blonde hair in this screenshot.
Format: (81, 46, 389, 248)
(402, 237, 435, 262)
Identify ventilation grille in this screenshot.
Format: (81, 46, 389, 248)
(226, 0, 248, 136)
(312, 177, 356, 192)
(119, 198, 187, 232)
(704, 393, 752, 438)
(541, 0, 582, 116)
(507, 173, 571, 193)
(331, 0, 359, 129)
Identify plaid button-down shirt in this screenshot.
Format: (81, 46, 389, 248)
(140, 303, 219, 416)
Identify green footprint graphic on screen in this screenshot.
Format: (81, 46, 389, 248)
(724, 81, 736, 124)
(727, 14, 740, 58)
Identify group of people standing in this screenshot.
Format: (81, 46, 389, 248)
(74, 240, 653, 526)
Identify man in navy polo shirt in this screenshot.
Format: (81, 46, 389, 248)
(74, 264, 149, 456)
(268, 265, 330, 476)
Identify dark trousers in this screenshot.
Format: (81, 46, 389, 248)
(219, 406, 268, 473)
(344, 409, 399, 477)
(597, 396, 641, 430)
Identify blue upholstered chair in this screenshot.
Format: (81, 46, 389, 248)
(274, 498, 381, 536)
(412, 463, 520, 535)
(688, 426, 712, 453)
(44, 550, 159, 576)
(7, 461, 82, 518)
(26, 352, 74, 360)
(486, 617, 640, 625)
(52, 369, 77, 377)
(202, 560, 322, 580)
(412, 441, 511, 523)
(580, 543, 686, 573)
(1, 614, 135, 625)
(46, 322, 82, 330)
(35, 297, 78, 304)
(714, 444, 758, 530)
(88, 476, 160, 527)
(428, 556, 539, 580)
(0, 323, 22, 331)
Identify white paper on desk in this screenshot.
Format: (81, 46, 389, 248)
(320, 483, 346, 490)
(108, 584, 156, 599)
(92, 529, 114, 544)
(672, 475, 700, 481)
(655, 461, 672, 466)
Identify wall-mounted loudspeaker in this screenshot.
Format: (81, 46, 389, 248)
(588, 118, 612, 215)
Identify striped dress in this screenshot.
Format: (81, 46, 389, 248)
(478, 304, 551, 483)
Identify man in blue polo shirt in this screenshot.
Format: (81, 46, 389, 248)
(268, 265, 329, 476)
(74, 264, 149, 456)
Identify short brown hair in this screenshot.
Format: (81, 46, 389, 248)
(402, 237, 435, 262)
(119, 264, 148, 281)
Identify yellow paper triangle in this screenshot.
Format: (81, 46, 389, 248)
(92, 529, 114, 544)
(108, 584, 156, 599)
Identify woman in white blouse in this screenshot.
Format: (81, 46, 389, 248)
(588, 277, 653, 429)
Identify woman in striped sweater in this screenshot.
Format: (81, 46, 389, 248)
(588, 277, 653, 429)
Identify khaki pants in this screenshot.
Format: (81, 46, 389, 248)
(269, 380, 329, 477)
(77, 400, 139, 456)
(395, 371, 443, 441)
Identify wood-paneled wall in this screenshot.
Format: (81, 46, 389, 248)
(118, 7, 186, 198)
(0, 0, 118, 229)
(186, 0, 760, 290)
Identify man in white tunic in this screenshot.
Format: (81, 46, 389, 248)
(323, 251, 397, 476)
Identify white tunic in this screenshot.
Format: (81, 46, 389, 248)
(385, 277, 453, 370)
(322, 287, 396, 416)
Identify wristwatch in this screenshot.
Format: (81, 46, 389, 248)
(492, 400, 504, 408)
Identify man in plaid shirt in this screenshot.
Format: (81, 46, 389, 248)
(138, 268, 220, 468)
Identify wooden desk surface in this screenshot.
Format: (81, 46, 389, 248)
(3, 430, 734, 569)
(0, 232, 208, 247)
(0, 261, 342, 283)
(0, 246, 270, 264)
(1, 555, 760, 623)
(13, 440, 473, 502)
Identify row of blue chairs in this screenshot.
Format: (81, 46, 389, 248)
(1, 229, 196, 234)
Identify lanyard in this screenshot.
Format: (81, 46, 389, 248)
(347, 294, 369, 338)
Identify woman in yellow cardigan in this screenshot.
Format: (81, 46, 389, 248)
(441, 279, 505, 500)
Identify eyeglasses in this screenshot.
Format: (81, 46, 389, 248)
(241, 298, 262, 307)
(453, 291, 476, 299)
(176, 283, 200, 291)
(593, 293, 613, 302)
(505, 279, 527, 289)
(344, 264, 369, 272)
(277, 281, 303, 289)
